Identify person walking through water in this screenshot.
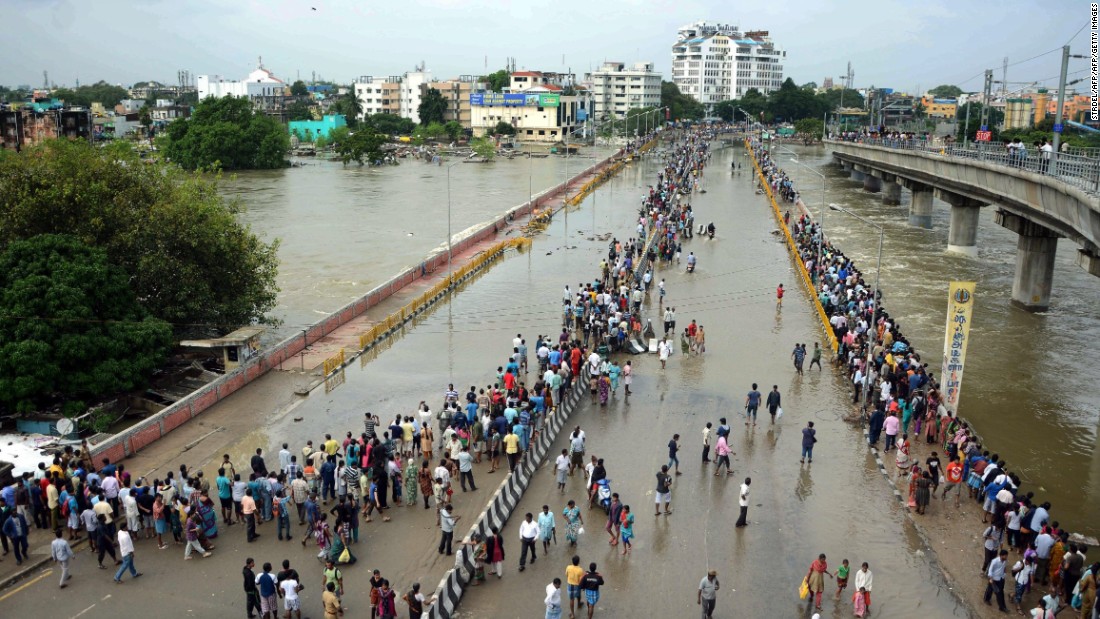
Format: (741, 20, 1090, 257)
(776, 283, 784, 309)
(735, 477, 751, 527)
(698, 570, 720, 619)
(804, 553, 835, 611)
(766, 385, 781, 423)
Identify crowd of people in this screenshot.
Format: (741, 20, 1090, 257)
(751, 138, 1097, 619)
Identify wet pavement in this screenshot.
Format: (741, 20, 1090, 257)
(777, 145, 1100, 537)
(0, 143, 972, 618)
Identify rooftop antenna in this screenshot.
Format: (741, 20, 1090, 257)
(43, 70, 49, 89)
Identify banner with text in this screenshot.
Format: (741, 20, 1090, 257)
(940, 281, 976, 411)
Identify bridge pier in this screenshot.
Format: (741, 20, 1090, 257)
(996, 210, 1061, 311)
(849, 168, 865, 182)
(862, 174, 882, 193)
(1077, 248, 1100, 277)
(882, 181, 902, 205)
(905, 181, 934, 228)
(936, 190, 986, 257)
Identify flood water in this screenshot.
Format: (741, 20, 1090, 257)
(221, 149, 610, 339)
(219, 143, 968, 617)
(778, 144, 1100, 537)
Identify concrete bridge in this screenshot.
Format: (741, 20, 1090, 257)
(827, 138, 1100, 311)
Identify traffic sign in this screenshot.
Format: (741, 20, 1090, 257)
(975, 130, 992, 142)
(1052, 123, 1064, 133)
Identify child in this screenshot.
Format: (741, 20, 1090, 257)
(853, 586, 867, 617)
(619, 506, 634, 555)
(835, 558, 849, 598)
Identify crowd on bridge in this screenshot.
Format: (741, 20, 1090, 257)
(748, 137, 1097, 619)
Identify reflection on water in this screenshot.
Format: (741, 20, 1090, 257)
(781, 145, 1100, 535)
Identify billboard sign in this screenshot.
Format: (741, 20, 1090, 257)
(470, 92, 557, 107)
(940, 281, 976, 412)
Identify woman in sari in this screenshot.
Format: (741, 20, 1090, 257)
(914, 470, 932, 515)
(562, 500, 584, 547)
(467, 533, 487, 585)
(597, 372, 611, 406)
(197, 492, 218, 540)
(923, 394, 939, 444)
(417, 460, 434, 509)
(328, 520, 356, 565)
(895, 433, 911, 473)
(404, 458, 419, 508)
(941, 413, 960, 452)
(906, 464, 921, 509)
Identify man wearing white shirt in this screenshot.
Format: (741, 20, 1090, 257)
(735, 477, 751, 527)
(545, 578, 563, 618)
(113, 524, 141, 583)
(853, 562, 873, 610)
(278, 444, 292, 473)
(518, 512, 540, 571)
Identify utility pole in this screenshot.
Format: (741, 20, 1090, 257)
(1002, 56, 1009, 101)
(979, 70, 993, 131)
(1050, 45, 1070, 177)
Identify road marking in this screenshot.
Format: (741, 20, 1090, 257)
(0, 569, 53, 602)
(72, 604, 96, 617)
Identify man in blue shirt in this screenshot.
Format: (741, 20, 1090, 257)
(320, 458, 337, 504)
(744, 384, 762, 426)
(216, 468, 234, 525)
(465, 401, 479, 425)
(548, 347, 562, 369)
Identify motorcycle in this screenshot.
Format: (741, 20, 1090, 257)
(707, 223, 716, 239)
(686, 260, 696, 273)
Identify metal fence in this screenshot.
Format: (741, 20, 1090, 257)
(828, 137, 1100, 194)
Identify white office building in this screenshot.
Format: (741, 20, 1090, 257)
(353, 66, 433, 123)
(671, 21, 785, 113)
(196, 59, 285, 101)
(585, 61, 662, 120)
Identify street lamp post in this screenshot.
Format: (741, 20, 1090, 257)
(828, 203, 884, 418)
(778, 146, 827, 280)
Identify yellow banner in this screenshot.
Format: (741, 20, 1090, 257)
(941, 282, 976, 411)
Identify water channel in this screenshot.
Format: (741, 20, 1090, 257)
(778, 144, 1100, 536)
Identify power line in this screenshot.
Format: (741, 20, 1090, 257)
(1066, 22, 1089, 45)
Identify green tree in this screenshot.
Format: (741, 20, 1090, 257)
(493, 121, 516, 136)
(327, 126, 351, 145)
(418, 88, 447, 125)
(794, 118, 825, 139)
(471, 137, 496, 160)
(339, 93, 362, 128)
(290, 80, 309, 96)
(928, 84, 964, 98)
(913, 100, 926, 120)
(335, 127, 387, 165)
(0, 139, 280, 331)
(52, 81, 130, 108)
(482, 70, 510, 93)
(713, 100, 737, 122)
(767, 78, 827, 122)
(660, 81, 704, 121)
(801, 81, 819, 91)
(956, 102, 1005, 140)
(816, 88, 865, 111)
(286, 100, 314, 121)
(739, 88, 768, 120)
(0, 234, 173, 415)
(365, 113, 416, 135)
(162, 95, 288, 170)
(443, 120, 464, 141)
(139, 106, 153, 133)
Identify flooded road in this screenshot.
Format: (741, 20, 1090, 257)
(224, 144, 967, 617)
(221, 149, 610, 339)
(778, 145, 1100, 537)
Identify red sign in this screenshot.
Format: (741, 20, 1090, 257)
(975, 130, 992, 142)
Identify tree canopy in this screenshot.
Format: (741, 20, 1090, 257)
(482, 70, 510, 93)
(290, 80, 309, 96)
(492, 121, 516, 136)
(163, 96, 289, 170)
(335, 127, 387, 165)
(928, 84, 964, 98)
(0, 234, 173, 415)
(418, 87, 447, 125)
(286, 100, 314, 121)
(0, 139, 280, 332)
(794, 118, 825, 139)
(660, 81, 704, 121)
(365, 113, 416, 135)
(443, 121, 464, 141)
(52, 81, 130, 107)
(471, 137, 496, 160)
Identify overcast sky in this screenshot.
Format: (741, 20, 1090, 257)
(2, 0, 1091, 95)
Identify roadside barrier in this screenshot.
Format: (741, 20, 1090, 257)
(745, 140, 839, 353)
(426, 373, 588, 619)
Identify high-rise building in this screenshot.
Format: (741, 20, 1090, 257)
(352, 65, 432, 123)
(585, 61, 662, 120)
(671, 21, 785, 114)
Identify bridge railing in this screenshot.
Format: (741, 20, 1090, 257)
(827, 137, 1100, 195)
